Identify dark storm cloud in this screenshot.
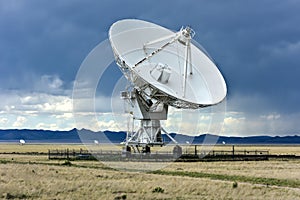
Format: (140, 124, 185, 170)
(0, 0, 299, 116)
(0, 1, 105, 91)
(0, 0, 161, 91)
(180, 1, 300, 115)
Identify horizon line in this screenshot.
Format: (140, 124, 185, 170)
(0, 128, 299, 138)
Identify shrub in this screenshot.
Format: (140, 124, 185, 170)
(232, 181, 238, 188)
(114, 194, 127, 200)
(61, 160, 72, 166)
(152, 187, 164, 193)
(3, 193, 28, 199)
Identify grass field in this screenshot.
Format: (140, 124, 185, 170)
(1, 144, 300, 199)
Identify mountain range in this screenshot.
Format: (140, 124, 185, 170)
(0, 129, 300, 144)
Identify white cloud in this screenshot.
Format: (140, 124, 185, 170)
(13, 116, 27, 127)
(0, 90, 76, 130)
(20, 95, 40, 105)
(0, 117, 8, 124)
(1, 93, 73, 115)
(36, 123, 59, 130)
(221, 111, 300, 136)
(28, 75, 67, 95)
(224, 116, 245, 125)
(40, 97, 72, 113)
(40, 75, 63, 90)
(55, 112, 73, 119)
(260, 113, 281, 120)
(97, 120, 121, 132)
(72, 112, 129, 132)
(163, 108, 227, 136)
(221, 112, 247, 136)
(0, 88, 299, 136)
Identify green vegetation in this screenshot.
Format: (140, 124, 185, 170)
(61, 160, 72, 166)
(150, 170, 300, 188)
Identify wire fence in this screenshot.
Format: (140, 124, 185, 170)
(48, 146, 274, 161)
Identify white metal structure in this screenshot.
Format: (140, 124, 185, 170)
(19, 139, 26, 145)
(109, 19, 226, 152)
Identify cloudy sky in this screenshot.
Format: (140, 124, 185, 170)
(0, 0, 300, 136)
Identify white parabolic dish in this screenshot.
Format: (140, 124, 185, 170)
(109, 19, 227, 109)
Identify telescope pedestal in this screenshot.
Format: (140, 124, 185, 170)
(122, 89, 177, 153)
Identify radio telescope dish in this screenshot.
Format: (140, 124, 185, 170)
(109, 19, 227, 153)
(19, 139, 26, 145)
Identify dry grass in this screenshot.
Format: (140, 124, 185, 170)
(165, 160, 300, 181)
(1, 144, 300, 199)
(0, 144, 87, 153)
(1, 162, 300, 200)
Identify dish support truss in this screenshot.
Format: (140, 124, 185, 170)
(121, 88, 177, 152)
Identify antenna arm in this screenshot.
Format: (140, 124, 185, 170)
(143, 32, 178, 48)
(134, 34, 180, 68)
(182, 37, 191, 97)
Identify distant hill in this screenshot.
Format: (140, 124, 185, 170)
(0, 129, 299, 144)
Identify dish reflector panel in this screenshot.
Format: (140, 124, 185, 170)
(109, 19, 226, 108)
